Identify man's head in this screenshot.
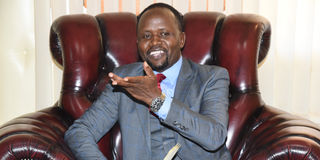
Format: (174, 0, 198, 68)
(137, 3, 185, 72)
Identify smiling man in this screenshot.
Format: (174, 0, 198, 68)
(65, 3, 231, 160)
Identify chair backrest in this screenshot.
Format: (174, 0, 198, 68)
(50, 11, 271, 158)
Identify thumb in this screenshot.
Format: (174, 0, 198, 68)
(144, 61, 155, 77)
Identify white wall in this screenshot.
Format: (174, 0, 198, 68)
(0, 0, 36, 125)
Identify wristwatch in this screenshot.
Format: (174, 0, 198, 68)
(150, 92, 166, 113)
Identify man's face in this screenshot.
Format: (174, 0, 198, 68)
(137, 8, 185, 72)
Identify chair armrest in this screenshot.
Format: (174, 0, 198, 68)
(233, 106, 320, 159)
(0, 106, 75, 159)
(50, 14, 102, 119)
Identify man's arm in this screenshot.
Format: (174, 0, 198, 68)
(162, 68, 229, 151)
(64, 84, 119, 160)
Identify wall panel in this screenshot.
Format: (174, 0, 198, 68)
(140, 0, 154, 14)
(309, 0, 320, 122)
(208, 0, 224, 12)
(104, 0, 119, 13)
(273, 0, 297, 111)
(242, 0, 258, 14)
(34, 0, 55, 110)
(291, 0, 314, 116)
(87, 0, 101, 15)
(172, 0, 189, 14)
(122, 0, 136, 13)
(69, 0, 84, 14)
(157, 0, 172, 5)
(0, 0, 36, 125)
(225, 0, 242, 14)
(190, 0, 207, 11)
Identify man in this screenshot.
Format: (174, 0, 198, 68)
(65, 3, 231, 160)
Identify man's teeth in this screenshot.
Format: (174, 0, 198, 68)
(150, 50, 164, 56)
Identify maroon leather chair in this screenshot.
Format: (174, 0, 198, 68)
(1, 12, 320, 160)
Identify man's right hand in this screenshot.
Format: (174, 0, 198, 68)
(108, 61, 161, 105)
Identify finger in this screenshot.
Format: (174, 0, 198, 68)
(113, 77, 131, 87)
(109, 72, 124, 85)
(116, 80, 132, 87)
(124, 76, 144, 83)
(109, 73, 140, 87)
(144, 61, 155, 77)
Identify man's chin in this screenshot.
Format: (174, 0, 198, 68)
(147, 60, 168, 72)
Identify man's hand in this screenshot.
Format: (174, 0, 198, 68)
(108, 62, 161, 105)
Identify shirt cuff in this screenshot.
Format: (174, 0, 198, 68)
(155, 96, 172, 120)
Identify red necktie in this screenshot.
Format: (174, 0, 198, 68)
(156, 73, 166, 91)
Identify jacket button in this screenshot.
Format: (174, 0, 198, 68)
(181, 126, 188, 131)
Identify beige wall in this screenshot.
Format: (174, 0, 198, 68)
(0, 0, 319, 125)
(0, 0, 36, 124)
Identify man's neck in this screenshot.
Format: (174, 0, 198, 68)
(154, 56, 182, 83)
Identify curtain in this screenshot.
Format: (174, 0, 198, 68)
(256, 0, 320, 123)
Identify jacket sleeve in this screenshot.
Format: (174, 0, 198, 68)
(64, 83, 119, 160)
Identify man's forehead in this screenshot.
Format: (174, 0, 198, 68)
(140, 8, 174, 21)
(137, 8, 178, 29)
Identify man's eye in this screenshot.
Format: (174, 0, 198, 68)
(160, 32, 170, 37)
(143, 34, 151, 39)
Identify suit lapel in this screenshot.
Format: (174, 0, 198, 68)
(174, 58, 194, 102)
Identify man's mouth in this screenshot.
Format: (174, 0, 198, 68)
(150, 50, 164, 56)
(147, 48, 167, 59)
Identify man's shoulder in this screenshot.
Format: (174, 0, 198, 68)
(185, 58, 229, 76)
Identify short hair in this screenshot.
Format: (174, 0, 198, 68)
(137, 3, 184, 32)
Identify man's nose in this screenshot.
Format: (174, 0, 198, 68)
(151, 35, 161, 45)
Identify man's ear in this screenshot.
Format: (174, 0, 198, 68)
(179, 32, 186, 49)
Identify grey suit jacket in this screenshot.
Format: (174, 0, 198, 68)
(64, 58, 231, 160)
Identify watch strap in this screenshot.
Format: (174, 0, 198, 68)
(150, 92, 166, 113)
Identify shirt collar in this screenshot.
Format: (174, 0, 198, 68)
(153, 56, 182, 85)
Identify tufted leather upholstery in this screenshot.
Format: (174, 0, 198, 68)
(0, 12, 320, 160)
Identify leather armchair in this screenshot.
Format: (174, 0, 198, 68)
(1, 11, 320, 160)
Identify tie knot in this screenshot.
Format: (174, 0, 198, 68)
(156, 73, 166, 83)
